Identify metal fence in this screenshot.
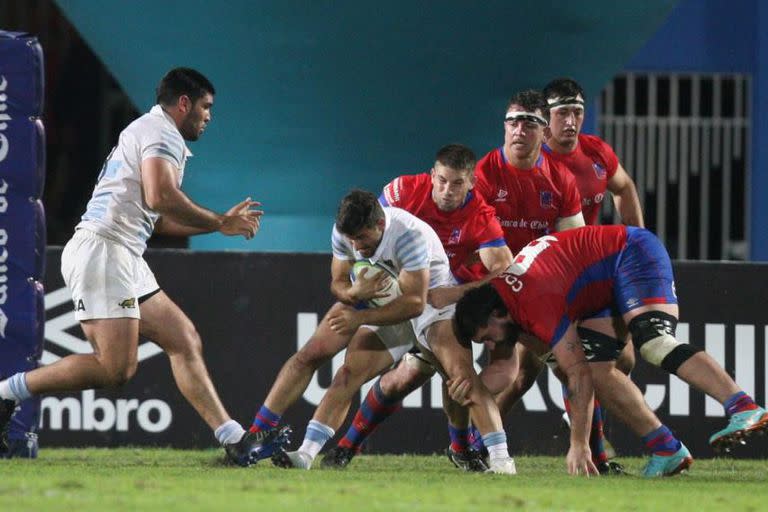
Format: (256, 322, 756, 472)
(598, 73, 751, 260)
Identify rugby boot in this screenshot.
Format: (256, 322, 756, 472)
(596, 460, 627, 476)
(0, 399, 19, 458)
(272, 449, 313, 470)
(224, 425, 292, 467)
(320, 446, 358, 468)
(485, 457, 517, 475)
(446, 447, 490, 472)
(709, 407, 768, 452)
(642, 444, 693, 477)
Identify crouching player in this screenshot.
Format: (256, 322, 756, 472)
(453, 226, 768, 476)
(321, 144, 513, 472)
(249, 190, 516, 473)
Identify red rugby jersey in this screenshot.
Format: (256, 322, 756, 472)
(474, 148, 583, 253)
(490, 225, 628, 346)
(543, 134, 619, 225)
(380, 173, 505, 282)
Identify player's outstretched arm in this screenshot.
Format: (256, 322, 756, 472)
(428, 245, 513, 309)
(552, 324, 598, 477)
(608, 164, 644, 227)
(142, 158, 260, 239)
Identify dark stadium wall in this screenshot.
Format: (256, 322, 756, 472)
(53, 0, 675, 252)
(621, 0, 768, 260)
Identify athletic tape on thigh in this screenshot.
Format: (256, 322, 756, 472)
(576, 326, 624, 362)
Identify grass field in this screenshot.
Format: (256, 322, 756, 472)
(1, 449, 767, 511)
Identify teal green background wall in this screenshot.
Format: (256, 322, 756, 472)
(55, 0, 675, 252)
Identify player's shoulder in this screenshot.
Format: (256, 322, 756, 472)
(578, 133, 615, 156)
(383, 173, 430, 202)
(476, 148, 502, 172)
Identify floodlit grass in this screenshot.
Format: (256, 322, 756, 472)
(1, 449, 767, 511)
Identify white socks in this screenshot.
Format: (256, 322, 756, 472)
(298, 420, 335, 460)
(214, 420, 246, 445)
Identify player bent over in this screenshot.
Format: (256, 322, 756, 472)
(0, 68, 277, 466)
(322, 145, 512, 471)
(453, 225, 768, 476)
(252, 190, 515, 473)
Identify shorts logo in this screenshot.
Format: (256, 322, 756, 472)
(540, 191, 553, 208)
(119, 298, 136, 309)
(448, 228, 461, 245)
(626, 297, 640, 308)
(45, 286, 163, 366)
(593, 162, 607, 179)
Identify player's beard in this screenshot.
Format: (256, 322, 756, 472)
(179, 111, 205, 141)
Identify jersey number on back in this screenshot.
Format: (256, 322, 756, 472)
(508, 235, 557, 275)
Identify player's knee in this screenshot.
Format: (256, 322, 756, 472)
(329, 364, 368, 391)
(380, 357, 433, 396)
(295, 339, 333, 370)
(629, 311, 701, 374)
(616, 340, 636, 375)
(104, 360, 138, 387)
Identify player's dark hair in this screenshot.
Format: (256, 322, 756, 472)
(506, 89, 549, 122)
(336, 189, 385, 235)
(453, 284, 508, 348)
(543, 77, 585, 103)
(156, 67, 216, 106)
(435, 144, 476, 173)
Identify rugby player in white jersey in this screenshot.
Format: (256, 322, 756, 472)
(248, 190, 514, 474)
(0, 68, 282, 466)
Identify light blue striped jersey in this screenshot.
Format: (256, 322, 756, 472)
(77, 105, 191, 256)
(332, 207, 455, 289)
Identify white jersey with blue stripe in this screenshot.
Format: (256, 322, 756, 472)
(77, 105, 191, 256)
(332, 206, 455, 289)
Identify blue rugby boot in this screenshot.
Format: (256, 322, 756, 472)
(224, 425, 292, 467)
(709, 408, 768, 452)
(642, 444, 693, 478)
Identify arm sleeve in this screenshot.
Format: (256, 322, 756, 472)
(141, 127, 185, 169)
(393, 229, 430, 271)
(331, 225, 356, 260)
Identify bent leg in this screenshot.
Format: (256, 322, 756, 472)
(25, 318, 140, 394)
(261, 302, 357, 417)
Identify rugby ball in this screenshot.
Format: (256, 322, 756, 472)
(351, 261, 402, 307)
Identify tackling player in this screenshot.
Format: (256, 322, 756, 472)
(321, 144, 512, 471)
(454, 226, 768, 476)
(0, 68, 276, 466)
(250, 190, 516, 474)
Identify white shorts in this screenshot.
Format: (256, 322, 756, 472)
(61, 229, 159, 321)
(364, 303, 455, 361)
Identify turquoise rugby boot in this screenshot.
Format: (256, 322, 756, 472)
(642, 444, 693, 478)
(709, 407, 768, 452)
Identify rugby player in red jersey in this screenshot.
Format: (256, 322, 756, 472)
(454, 226, 768, 476)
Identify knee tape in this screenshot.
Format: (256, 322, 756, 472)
(629, 311, 700, 372)
(404, 352, 437, 376)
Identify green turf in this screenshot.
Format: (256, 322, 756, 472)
(1, 449, 766, 511)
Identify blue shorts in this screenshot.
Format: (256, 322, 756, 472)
(613, 227, 678, 314)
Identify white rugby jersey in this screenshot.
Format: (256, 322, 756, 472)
(77, 105, 191, 256)
(332, 206, 455, 289)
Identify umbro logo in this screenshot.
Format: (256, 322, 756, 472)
(44, 287, 162, 366)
